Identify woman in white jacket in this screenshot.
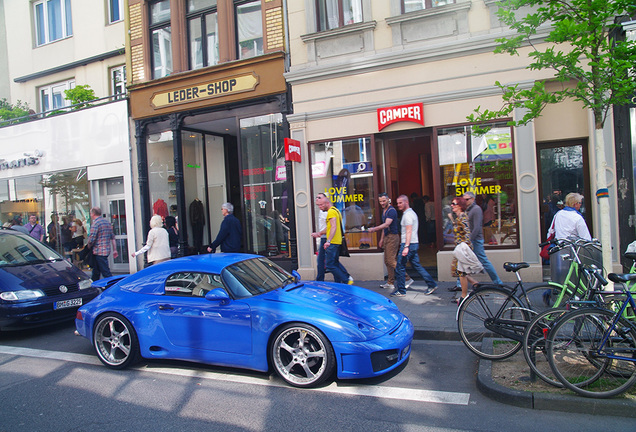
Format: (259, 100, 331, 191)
(131, 215, 171, 265)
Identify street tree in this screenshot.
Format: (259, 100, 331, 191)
(467, 0, 636, 274)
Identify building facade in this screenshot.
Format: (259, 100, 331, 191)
(286, 0, 621, 282)
(125, 0, 295, 269)
(0, 0, 135, 274)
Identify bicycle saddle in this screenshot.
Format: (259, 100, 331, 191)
(503, 262, 529, 272)
(624, 252, 636, 261)
(608, 273, 636, 283)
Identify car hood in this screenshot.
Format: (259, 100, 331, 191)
(261, 282, 403, 333)
(0, 260, 87, 291)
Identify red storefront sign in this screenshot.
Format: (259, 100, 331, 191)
(377, 103, 424, 131)
(284, 138, 302, 163)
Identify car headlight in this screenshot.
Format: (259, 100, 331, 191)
(78, 279, 93, 290)
(0, 290, 45, 301)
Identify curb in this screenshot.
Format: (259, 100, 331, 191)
(476, 338, 636, 417)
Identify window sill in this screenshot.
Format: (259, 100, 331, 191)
(301, 21, 377, 43)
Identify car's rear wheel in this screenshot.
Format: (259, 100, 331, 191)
(271, 323, 335, 387)
(93, 313, 140, 369)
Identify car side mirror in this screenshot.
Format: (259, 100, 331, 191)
(205, 288, 230, 302)
(292, 270, 301, 283)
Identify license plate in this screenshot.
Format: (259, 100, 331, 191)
(54, 298, 82, 310)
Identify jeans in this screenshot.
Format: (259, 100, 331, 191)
(317, 237, 350, 281)
(395, 243, 437, 294)
(325, 243, 349, 283)
(473, 237, 503, 284)
(92, 255, 112, 280)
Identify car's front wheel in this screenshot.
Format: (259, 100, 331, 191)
(271, 323, 335, 387)
(93, 313, 140, 369)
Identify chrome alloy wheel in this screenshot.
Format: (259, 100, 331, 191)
(272, 324, 334, 387)
(93, 314, 138, 368)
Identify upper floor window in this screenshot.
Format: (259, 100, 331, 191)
(316, 0, 362, 31)
(108, 0, 124, 24)
(402, 0, 454, 13)
(34, 0, 73, 46)
(187, 0, 219, 69)
(39, 79, 75, 113)
(150, 0, 172, 79)
(110, 65, 127, 99)
(236, 0, 263, 60)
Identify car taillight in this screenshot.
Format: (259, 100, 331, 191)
(76, 311, 83, 320)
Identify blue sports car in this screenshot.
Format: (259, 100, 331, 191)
(75, 253, 413, 387)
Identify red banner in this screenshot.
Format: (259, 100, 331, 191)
(377, 103, 424, 131)
(284, 138, 302, 163)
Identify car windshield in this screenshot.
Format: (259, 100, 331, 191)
(0, 231, 62, 267)
(222, 257, 294, 299)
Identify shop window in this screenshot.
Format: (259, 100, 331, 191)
(236, 0, 263, 60)
(147, 130, 177, 227)
(310, 137, 376, 252)
(437, 123, 518, 247)
(240, 114, 290, 257)
(402, 0, 454, 13)
(187, 0, 219, 69)
(39, 79, 75, 113)
(34, 0, 73, 46)
(150, 0, 172, 79)
(316, 0, 363, 31)
(108, 0, 124, 24)
(110, 65, 126, 99)
(182, 131, 210, 254)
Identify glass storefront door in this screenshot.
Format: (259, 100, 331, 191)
(537, 139, 592, 240)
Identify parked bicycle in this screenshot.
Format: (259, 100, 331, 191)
(546, 272, 636, 398)
(456, 262, 556, 360)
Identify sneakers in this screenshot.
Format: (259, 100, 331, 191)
(425, 286, 437, 295)
(390, 291, 405, 297)
(380, 282, 395, 290)
(347, 276, 354, 285)
(405, 279, 414, 288)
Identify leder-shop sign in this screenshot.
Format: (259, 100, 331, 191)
(151, 73, 259, 109)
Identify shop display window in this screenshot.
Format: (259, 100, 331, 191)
(310, 137, 376, 252)
(240, 113, 290, 257)
(0, 169, 90, 257)
(437, 123, 518, 247)
(147, 130, 177, 220)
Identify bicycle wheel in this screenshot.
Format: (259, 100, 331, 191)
(547, 308, 636, 398)
(522, 307, 569, 387)
(457, 287, 528, 360)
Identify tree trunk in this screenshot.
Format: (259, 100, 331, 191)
(595, 127, 613, 285)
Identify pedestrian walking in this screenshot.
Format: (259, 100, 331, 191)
(207, 202, 242, 253)
(368, 192, 412, 291)
(316, 192, 353, 284)
(87, 207, 118, 280)
(311, 193, 353, 283)
(450, 196, 481, 304)
(26, 214, 45, 242)
(131, 215, 171, 266)
(392, 195, 437, 297)
(453, 191, 503, 288)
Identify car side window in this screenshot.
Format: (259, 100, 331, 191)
(165, 272, 225, 297)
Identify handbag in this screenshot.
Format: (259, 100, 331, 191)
(336, 208, 350, 257)
(540, 218, 556, 260)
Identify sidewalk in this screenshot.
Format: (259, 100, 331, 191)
(354, 278, 636, 418)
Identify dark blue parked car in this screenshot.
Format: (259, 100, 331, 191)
(0, 228, 99, 331)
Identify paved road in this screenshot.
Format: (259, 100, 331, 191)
(0, 321, 632, 431)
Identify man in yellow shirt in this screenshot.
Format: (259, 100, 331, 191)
(317, 193, 353, 284)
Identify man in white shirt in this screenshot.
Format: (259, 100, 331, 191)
(392, 195, 437, 297)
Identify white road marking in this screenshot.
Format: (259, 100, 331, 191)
(0, 345, 470, 405)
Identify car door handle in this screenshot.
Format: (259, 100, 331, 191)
(158, 304, 174, 311)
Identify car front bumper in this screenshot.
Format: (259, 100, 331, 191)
(0, 288, 100, 331)
(332, 316, 414, 379)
